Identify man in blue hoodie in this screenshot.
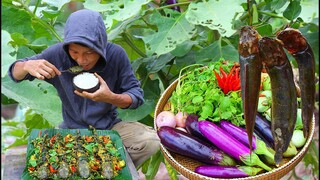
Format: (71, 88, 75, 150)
(8, 9, 160, 178)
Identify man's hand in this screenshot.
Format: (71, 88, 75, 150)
(74, 73, 132, 108)
(22, 60, 61, 80)
(74, 73, 113, 101)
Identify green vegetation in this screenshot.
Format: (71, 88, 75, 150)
(2, 0, 318, 179)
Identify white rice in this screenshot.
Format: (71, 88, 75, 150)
(73, 72, 99, 89)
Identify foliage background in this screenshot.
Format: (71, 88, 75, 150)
(1, 0, 319, 179)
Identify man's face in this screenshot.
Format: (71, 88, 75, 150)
(68, 43, 101, 71)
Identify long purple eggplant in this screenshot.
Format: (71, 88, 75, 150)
(185, 114, 213, 145)
(220, 120, 275, 165)
(198, 121, 272, 171)
(157, 126, 235, 166)
(195, 165, 263, 178)
(220, 120, 257, 149)
(255, 113, 275, 148)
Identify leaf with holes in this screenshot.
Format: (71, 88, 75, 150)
(142, 10, 196, 56)
(84, 0, 151, 29)
(185, 0, 245, 37)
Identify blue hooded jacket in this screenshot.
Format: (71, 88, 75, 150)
(8, 9, 144, 129)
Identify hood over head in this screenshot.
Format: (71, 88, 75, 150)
(63, 9, 108, 62)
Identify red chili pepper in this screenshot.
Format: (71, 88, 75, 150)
(91, 165, 99, 171)
(214, 64, 241, 95)
(64, 136, 69, 143)
(220, 67, 228, 78)
(85, 135, 92, 142)
(28, 167, 35, 171)
(70, 165, 77, 173)
(49, 165, 57, 173)
(102, 136, 109, 143)
(50, 135, 56, 142)
(50, 135, 56, 146)
(114, 165, 121, 171)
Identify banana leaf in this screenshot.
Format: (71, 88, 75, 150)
(21, 128, 132, 180)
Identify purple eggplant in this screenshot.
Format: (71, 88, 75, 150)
(255, 113, 275, 148)
(195, 165, 263, 178)
(165, 0, 181, 12)
(185, 114, 213, 144)
(254, 129, 271, 147)
(220, 120, 275, 165)
(220, 120, 257, 149)
(157, 126, 236, 166)
(198, 121, 272, 171)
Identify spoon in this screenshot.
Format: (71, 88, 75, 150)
(60, 66, 84, 74)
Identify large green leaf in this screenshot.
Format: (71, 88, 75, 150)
(132, 53, 175, 76)
(300, 0, 319, 22)
(195, 41, 238, 63)
(108, 15, 142, 41)
(1, 30, 17, 77)
(283, 1, 302, 20)
(142, 10, 196, 56)
(1, 6, 35, 41)
(270, 0, 318, 23)
(118, 99, 155, 121)
(1, 75, 62, 127)
(144, 149, 163, 180)
(83, 0, 151, 29)
(114, 36, 145, 61)
(185, 0, 245, 37)
(41, 0, 71, 11)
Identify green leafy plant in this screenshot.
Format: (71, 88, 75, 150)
(1, 0, 319, 179)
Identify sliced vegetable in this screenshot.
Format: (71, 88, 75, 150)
(198, 121, 272, 171)
(195, 165, 264, 178)
(158, 126, 236, 166)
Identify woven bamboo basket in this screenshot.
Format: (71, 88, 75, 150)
(154, 77, 316, 180)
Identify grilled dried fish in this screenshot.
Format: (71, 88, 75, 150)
(238, 26, 263, 152)
(277, 27, 315, 138)
(258, 37, 297, 165)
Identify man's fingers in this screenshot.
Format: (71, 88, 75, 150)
(36, 72, 45, 80)
(43, 61, 61, 76)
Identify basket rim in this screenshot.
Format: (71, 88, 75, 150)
(154, 77, 316, 180)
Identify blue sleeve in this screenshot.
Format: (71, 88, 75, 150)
(8, 55, 43, 82)
(114, 46, 144, 109)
